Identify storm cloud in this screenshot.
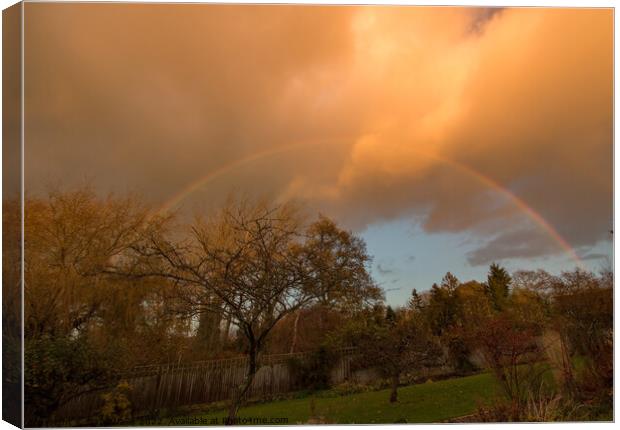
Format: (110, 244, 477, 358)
(24, 5, 612, 265)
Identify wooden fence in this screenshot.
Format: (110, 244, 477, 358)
(54, 347, 359, 423)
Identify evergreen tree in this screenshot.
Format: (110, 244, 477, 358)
(441, 272, 460, 293)
(385, 306, 397, 326)
(485, 263, 512, 311)
(408, 288, 424, 311)
(427, 274, 461, 336)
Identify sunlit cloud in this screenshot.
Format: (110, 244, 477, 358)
(25, 5, 612, 266)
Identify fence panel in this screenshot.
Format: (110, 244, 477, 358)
(54, 348, 356, 423)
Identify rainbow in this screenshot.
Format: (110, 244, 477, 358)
(420, 150, 584, 268)
(155, 142, 584, 268)
(156, 140, 341, 216)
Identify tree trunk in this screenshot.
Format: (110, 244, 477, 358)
(289, 310, 301, 354)
(389, 373, 400, 403)
(196, 309, 222, 355)
(222, 316, 232, 344)
(226, 346, 258, 424)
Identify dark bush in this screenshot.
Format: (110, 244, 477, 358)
(288, 347, 337, 391)
(25, 336, 117, 426)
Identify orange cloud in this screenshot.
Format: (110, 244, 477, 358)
(24, 5, 612, 264)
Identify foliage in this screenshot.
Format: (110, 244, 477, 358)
(475, 388, 586, 422)
(551, 269, 613, 399)
(426, 273, 460, 336)
(20, 188, 614, 424)
(22, 189, 177, 424)
(266, 306, 345, 354)
(337, 305, 442, 403)
(473, 268, 613, 421)
(484, 263, 512, 311)
(2, 199, 22, 424)
(24, 336, 117, 426)
(98, 381, 134, 425)
(407, 288, 424, 311)
(425, 276, 487, 373)
(303, 215, 383, 314)
(466, 314, 543, 405)
(443, 328, 477, 374)
(129, 197, 380, 420)
(24, 188, 151, 339)
(288, 347, 337, 391)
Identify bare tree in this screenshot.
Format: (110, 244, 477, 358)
(128, 198, 365, 420)
(467, 314, 542, 406)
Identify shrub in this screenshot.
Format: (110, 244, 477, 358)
(288, 347, 337, 391)
(444, 329, 477, 374)
(467, 315, 543, 405)
(475, 398, 520, 422)
(98, 380, 133, 425)
(24, 336, 117, 426)
(475, 384, 586, 423)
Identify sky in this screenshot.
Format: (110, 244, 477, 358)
(23, 4, 613, 305)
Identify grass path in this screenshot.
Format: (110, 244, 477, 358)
(153, 372, 500, 425)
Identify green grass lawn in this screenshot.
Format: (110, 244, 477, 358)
(145, 372, 500, 425)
